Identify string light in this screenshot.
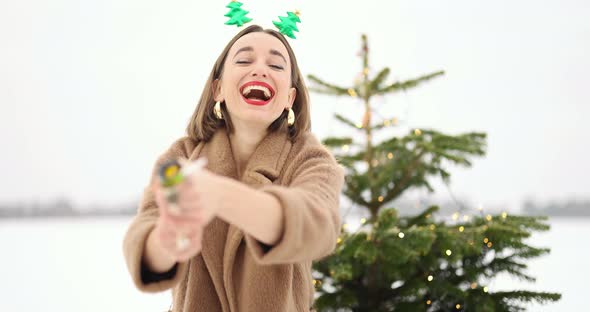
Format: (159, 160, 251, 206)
(486, 214, 492, 221)
(452, 212, 459, 220)
(456, 304, 461, 309)
(398, 232, 405, 238)
(483, 238, 489, 243)
(337, 237, 342, 244)
(342, 144, 350, 152)
(470, 282, 477, 289)
(387, 152, 394, 159)
(347, 88, 357, 97)
(427, 275, 434, 281)
(426, 299, 432, 305)
(459, 226, 465, 232)
(414, 128, 422, 136)
(360, 217, 367, 224)
(487, 242, 493, 248)
(378, 196, 384, 202)
(430, 224, 436, 230)
(355, 122, 363, 129)
(502, 212, 508, 219)
(483, 286, 489, 293)
(445, 249, 452, 256)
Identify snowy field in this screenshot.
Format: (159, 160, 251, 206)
(0, 217, 584, 311)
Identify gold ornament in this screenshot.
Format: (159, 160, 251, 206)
(287, 107, 295, 126)
(214, 101, 223, 119)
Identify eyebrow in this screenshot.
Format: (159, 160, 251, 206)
(269, 49, 287, 63)
(233, 46, 287, 64)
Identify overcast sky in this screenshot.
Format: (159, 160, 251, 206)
(1, 0, 588, 212)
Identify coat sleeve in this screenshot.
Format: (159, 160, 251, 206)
(244, 143, 345, 264)
(122, 137, 197, 293)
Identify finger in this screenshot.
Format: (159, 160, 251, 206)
(157, 224, 176, 242)
(173, 234, 203, 262)
(154, 186, 173, 218)
(185, 225, 203, 241)
(176, 183, 197, 201)
(168, 219, 206, 237)
(159, 186, 188, 217)
(176, 197, 202, 217)
(162, 222, 204, 261)
(164, 205, 204, 224)
(168, 194, 203, 219)
(175, 184, 200, 204)
(153, 225, 177, 253)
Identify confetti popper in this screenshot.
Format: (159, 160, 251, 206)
(157, 157, 207, 251)
(158, 157, 208, 215)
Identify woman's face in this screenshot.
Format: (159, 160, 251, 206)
(214, 32, 296, 130)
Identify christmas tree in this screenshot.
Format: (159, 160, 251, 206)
(308, 34, 561, 311)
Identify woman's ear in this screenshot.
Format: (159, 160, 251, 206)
(213, 79, 224, 102)
(287, 87, 296, 108)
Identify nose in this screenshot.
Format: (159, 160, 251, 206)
(252, 72, 266, 78)
(250, 62, 268, 78)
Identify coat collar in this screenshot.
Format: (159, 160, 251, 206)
(200, 126, 293, 185)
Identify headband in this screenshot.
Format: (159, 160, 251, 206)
(224, 1, 301, 39)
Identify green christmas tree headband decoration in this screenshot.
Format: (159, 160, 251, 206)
(224, 0, 301, 39)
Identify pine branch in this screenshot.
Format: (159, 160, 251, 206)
(368, 67, 390, 93)
(375, 70, 445, 95)
(308, 87, 348, 96)
(403, 205, 440, 227)
(334, 113, 362, 130)
(380, 148, 428, 205)
(491, 290, 562, 305)
(307, 74, 351, 96)
(322, 136, 354, 148)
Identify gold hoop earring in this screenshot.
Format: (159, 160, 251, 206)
(214, 101, 223, 120)
(287, 107, 295, 126)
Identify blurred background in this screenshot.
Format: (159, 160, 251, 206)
(1, 0, 588, 311)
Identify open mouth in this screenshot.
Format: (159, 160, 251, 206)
(240, 81, 275, 106)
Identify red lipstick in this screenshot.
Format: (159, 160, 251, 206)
(239, 81, 275, 106)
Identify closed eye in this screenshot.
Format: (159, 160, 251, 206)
(235, 60, 283, 70)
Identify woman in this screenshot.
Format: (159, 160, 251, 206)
(123, 25, 344, 312)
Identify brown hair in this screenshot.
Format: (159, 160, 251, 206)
(185, 25, 310, 143)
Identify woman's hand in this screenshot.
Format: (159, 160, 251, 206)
(148, 157, 225, 263)
(173, 159, 225, 226)
(150, 181, 206, 263)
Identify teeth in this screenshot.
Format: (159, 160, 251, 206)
(242, 85, 272, 99)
